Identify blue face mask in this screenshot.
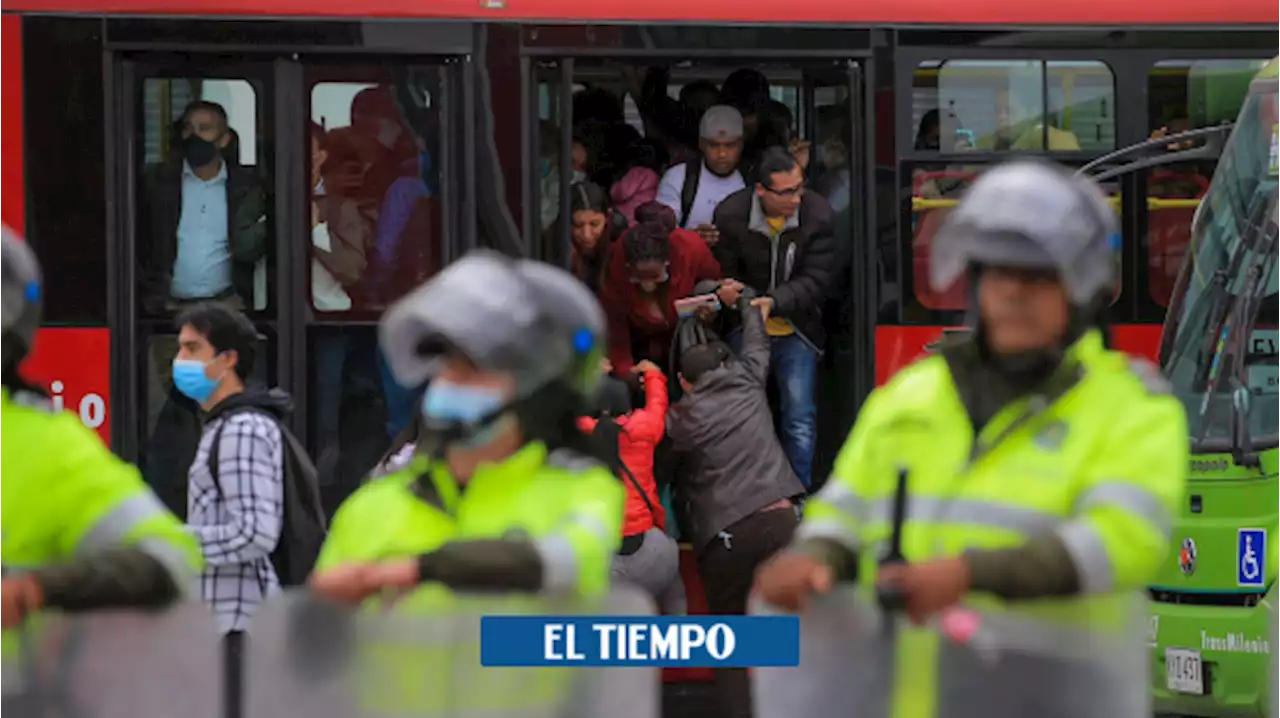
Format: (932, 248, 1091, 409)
(172, 358, 223, 404)
(422, 380, 510, 448)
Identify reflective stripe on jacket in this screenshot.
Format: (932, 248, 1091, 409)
(0, 389, 202, 584)
(319, 441, 624, 597)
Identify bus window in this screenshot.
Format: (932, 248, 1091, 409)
(308, 74, 442, 314)
(1145, 58, 1269, 307)
(906, 164, 1122, 313)
(912, 60, 1115, 153)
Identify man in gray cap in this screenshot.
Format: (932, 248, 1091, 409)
(656, 104, 747, 238)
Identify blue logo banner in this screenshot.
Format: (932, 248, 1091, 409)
(1237, 528, 1267, 587)
(479, 615, 800, 667)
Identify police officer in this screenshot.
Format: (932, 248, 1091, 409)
(754, 161, 1186, 716)
(1, 226, 201, 629)
(310, 250, 624, 602)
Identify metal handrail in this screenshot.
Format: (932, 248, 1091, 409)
(911, 196, 1203, 212)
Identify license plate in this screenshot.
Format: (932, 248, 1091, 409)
(1165, 647, 1205, 695)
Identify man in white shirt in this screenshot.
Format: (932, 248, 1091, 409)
(657, 105, 746, 240)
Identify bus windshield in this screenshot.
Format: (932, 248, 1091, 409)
(1160, 64, 1279, 454)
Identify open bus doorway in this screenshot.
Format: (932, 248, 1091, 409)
(521, 54, 871, 702)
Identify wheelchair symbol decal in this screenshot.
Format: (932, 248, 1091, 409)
(1237, 528, 1266, 588)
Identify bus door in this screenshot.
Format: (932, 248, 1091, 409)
(517, 48, 875, 466)
(112, 57, 281, 516)
(107, 26, 475, 516)
(512, 32, 874, 683)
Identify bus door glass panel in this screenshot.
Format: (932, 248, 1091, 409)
(532, 62, 569, 260)
(129, 65, 276, 508)
(305, 62, 446, 516)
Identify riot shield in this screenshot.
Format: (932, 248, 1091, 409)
(753, 588, 1151, 718)
(246, 586, 659, 718)
(1, 601, 221, 718)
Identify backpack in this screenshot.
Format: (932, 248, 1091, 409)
(677, 158, 702, 229)
(592, 417, 659, 518)
(207, 406, 328, 587)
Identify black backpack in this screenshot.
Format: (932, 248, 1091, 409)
(677, 158, 702, 229)
(207, 406, 328, 587)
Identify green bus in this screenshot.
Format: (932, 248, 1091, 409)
(1149, 57, 1278, 717)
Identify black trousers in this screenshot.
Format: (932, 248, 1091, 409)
(695, 506, 799, 718)
(224, 630, 245, 718)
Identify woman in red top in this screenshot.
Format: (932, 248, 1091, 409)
(599, 205, 722, 377)
(579, 361, 685, 614)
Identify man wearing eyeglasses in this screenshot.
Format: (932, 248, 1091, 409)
(711, 145, 835, 491)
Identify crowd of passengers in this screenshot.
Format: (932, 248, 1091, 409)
(137, 66, 851, 718)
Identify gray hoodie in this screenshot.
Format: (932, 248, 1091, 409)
(666, 296, 805, 551)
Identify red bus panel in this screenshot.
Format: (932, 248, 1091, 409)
(20, 327, 113, 444)
(875, 324, 1165, 386)
(4, 0, 1275, 25)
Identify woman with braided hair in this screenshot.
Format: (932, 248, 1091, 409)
(599, 208, 722, 378)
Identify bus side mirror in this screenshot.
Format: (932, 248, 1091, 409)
(1230, 382, 1262, 469)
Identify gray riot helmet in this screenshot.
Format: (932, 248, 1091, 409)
(931, 160, 1119, 307)
(2, 226, 43, 371)
(380, 249, 605, 429)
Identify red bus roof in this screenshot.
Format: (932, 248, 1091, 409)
(4, 0, 1275, 26)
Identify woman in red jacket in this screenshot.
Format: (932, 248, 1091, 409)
(599, 206, 722, 377)
(579, 360, 685, 614)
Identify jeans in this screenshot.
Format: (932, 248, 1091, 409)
(728, 330, 819, 489)
(313, 333, 349, 486)
(376, 346, 424, 440)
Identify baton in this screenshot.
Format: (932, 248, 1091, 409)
(876, 467, 910, 636)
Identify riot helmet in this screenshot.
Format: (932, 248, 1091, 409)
(2, 226, 43, 373)
(931, 160, 1119, 309)
(380, 250, 605, 452)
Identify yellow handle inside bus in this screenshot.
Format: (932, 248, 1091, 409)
(911, 196, 1203, 212)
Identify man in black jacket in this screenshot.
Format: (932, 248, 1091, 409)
(141, 100, 268, 315)
(711, 145, 835, 490)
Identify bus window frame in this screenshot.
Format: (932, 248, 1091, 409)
(889, 46, 1273, 328)
(892, 47, 1128, 327)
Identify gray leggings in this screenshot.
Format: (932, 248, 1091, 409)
(611, 528, 687, 615)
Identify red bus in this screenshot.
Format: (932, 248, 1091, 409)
(3, 0, 1275, 703)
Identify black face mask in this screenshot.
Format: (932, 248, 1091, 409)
(182, 135, 219, 168)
